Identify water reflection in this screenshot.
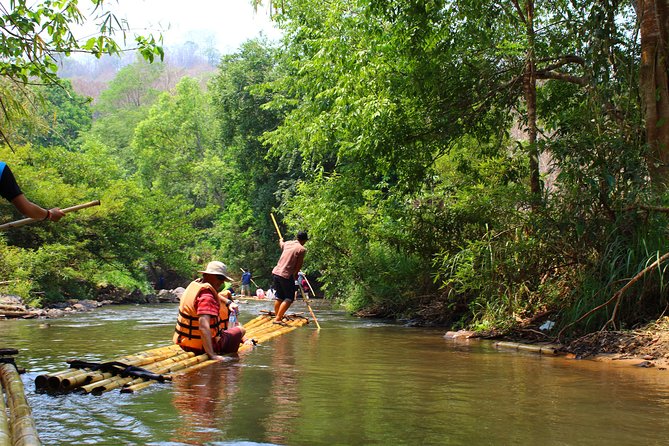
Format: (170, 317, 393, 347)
(262, 336, 299, 445)
(171, 358, 242, 444)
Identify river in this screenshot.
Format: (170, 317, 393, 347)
(1, 300, 669, 445)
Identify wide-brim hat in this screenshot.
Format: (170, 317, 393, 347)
(199, 261, 234, 281)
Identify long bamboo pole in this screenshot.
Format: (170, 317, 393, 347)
(0, 363, 41, 445)
(0, 200, 101, 231)
(299, 283, 321, 330)
(270, 212, 282, 240)
(0, 381, 10, 446)
(303, 275, 317, 298)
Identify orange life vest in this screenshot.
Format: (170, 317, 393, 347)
(218, 290, 231, 326)
(173, 280, 223, 351)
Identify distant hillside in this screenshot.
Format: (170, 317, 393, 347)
(58, 42, 220, 100)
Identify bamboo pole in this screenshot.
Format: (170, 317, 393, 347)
(0, 200, 101, 231)
(270, 212, 282, 240)
(0, 381, 10, 446)
(0, 363, 41, 446)
(299, 285, 321, 330)
(242, 315, 273, 330)
(303, 275, 318, 298)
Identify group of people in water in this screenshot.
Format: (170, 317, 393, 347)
(3, 160, 311, 363)
(172, 231, 309, 360)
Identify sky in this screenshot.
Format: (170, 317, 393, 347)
(84, 0, 282, 54)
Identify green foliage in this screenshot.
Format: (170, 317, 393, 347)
(133, 76, 218, 205)
(0, 1, 162, 144)
(18, 79, 93, 148)
(208, 38, 294, 278)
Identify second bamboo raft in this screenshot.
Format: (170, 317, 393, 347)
(35, 314, 308, 396)
(1, 349, 41, 446)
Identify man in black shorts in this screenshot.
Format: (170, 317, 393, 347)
(271, 230, 308, 323)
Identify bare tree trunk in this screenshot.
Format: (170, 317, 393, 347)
(524, 0, 541, 206)
(638, 0, 669, 189)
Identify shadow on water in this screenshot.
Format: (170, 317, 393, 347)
(1, 300, 669, 445)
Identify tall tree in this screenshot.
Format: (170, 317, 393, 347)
(209, 38, 290, 274)
(638, 0, 669, 188)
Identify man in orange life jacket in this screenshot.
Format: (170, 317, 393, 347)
(173, 261, 246, 361)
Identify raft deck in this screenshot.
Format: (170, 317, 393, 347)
(35, 313, 309, 395)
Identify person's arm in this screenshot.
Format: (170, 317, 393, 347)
(218, 290, 238, 312)
(198, 314, 224, 361)
(11, 194, 65, 221)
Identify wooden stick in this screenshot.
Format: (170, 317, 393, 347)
(303, 275, 318, 298)
(270, 212, 283, 239)
(299, 285, 321, 330)
(0, 199, 101, 231)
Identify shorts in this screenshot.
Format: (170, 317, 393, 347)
(215, 327, 244, 354)
(272, 274, 295, 303)
(240, 284, 251, 294)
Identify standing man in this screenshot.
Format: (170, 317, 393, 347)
(173, 261, 246, 360)
(1, 161, 65, 221)
(271, 230, 308, 324)
(240, 269, 252, 297)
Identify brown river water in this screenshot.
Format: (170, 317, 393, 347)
(1, 300, 669, 445)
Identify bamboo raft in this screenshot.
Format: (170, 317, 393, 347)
(1, 349, 41, 446)
(35, 314, 308, 396)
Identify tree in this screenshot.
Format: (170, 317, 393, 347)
(88, 58, 165, 166)
(209, 38, 290, 274)
(638, 0, 669, 188)
(132, 76, 218, 206)
(19, 79, 93, 148)
(0, 0, 162, 144)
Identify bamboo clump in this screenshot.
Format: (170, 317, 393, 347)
(36, 314, 308, 396)
(0, 357, 41, 446)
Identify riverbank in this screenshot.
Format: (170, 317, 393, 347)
(446, 316, 669, 370)
(562, 317, 669, 369)
(0, 287, 184, 319)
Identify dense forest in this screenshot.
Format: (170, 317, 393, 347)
(2, 0, 669, 340)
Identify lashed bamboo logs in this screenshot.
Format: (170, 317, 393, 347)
(0, 379, 10, 446)
(37, 314, 308, 395)
(0, 363, 41, 446)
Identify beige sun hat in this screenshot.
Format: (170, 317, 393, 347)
(199, 261, 234, 281)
